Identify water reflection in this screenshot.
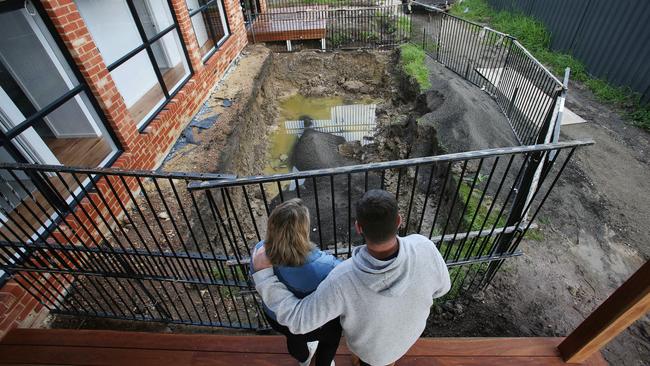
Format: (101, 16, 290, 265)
(265, 94, 377, 177)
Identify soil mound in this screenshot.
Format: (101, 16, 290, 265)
(291, 129, 356, 170)
(420, 57, 519, 153)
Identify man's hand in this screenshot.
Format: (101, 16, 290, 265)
(253, 246, 272, 271)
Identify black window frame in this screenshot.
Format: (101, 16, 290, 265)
(0, 0, 123, 166)
(0, 0, 124, 287)
(101, 0, 195, 132)
(187, 0, 232, 63)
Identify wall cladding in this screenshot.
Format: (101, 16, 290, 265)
(488, 0, 650, 104)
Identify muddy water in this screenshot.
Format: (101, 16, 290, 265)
(264, 94, 378, 176)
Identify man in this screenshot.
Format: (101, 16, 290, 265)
(252, 189, 451, 365)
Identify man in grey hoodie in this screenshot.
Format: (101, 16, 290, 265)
(252, 189, 451, 365)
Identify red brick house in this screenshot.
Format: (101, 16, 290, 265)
(0, 0, 257, 337)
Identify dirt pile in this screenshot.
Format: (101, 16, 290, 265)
(291, 129, 356, 170)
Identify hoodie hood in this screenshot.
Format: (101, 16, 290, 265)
(351, 237, 412, 297)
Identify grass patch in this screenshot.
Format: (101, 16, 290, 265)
(399, 44, 432, 91)
(450, 0, 650, 131)
(397, 15, 412, 35)
(457, 181, 506, 232)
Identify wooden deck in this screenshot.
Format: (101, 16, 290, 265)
(0, 328, 608, 365)
(248, 6, 327, 42)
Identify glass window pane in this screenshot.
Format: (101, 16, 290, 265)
(75, 0, 143, 66)
(189, 10, 215, 57)
(151, 30, 190, 94)
(205, 0, 229, 46)
(110, 50, 165, 126)
(133, 0, 175, 40)
(11, 91, 117, 167)
(0, 3, 80, 119)
(186, 0, 229, 59)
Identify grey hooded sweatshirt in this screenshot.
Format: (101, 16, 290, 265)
(252, 234, 451, 365)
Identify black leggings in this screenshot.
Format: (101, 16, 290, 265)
(266, 314, 342, 366)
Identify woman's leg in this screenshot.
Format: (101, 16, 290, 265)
(313, 318, 343, 366)
(265, 314, 310, 362)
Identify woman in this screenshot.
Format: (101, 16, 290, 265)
(250, 198, 341, 366)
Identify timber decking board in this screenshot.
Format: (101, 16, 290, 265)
(247, 6, 327, 42)
(0, 328, 608, 366)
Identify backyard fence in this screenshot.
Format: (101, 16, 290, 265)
(487, 0, 650, 104)
(246, 0, 412, 50)
(410, 2, 565, 146)
(0, 140, 591, 329)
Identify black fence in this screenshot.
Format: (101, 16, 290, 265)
(0, 140, 591, 329)
(410, 2, 565, 145)
(487, 0, 650, 104)
(246, 1, 412, 50)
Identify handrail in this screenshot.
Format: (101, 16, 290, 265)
(189, 140, 594, 189)
(0, 162, 235, 180)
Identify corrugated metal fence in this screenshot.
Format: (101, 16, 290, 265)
(487, 0, 650, 104)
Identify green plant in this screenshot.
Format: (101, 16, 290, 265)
(361, 31, 379, 43)
(399, 44, 431, 91)
(457, 181, 506, 232)
(524, 228, 544, 241)
(328, 31, 351, 47)
(397, 15, 411, 35)
(449, 0, 650, 131)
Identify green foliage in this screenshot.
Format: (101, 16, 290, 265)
(524, 228, 544, 241)
(328, 31, 351, 47)
(399, 44, 431, 91)
(450, 0, 650, 131)
(361, 31, 379, 43)
(397, 15, 411, 36)
(457, 181, 506, 232)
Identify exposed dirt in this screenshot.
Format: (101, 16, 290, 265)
(422, 72, 650, 366)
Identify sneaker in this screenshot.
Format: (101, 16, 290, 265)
(299, 341, 319, 366)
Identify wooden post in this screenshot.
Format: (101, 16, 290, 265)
(558, 260, 650, 363)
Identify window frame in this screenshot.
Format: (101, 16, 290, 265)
(102, 0, 195, 132)
(0, 0, 125, 287)
(0, 0, 123, 167)
(187, 0, 232, 63)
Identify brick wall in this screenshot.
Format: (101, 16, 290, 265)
(0, 0, 248, 339)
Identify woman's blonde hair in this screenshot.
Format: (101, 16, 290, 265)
(265, 198, 313, 267)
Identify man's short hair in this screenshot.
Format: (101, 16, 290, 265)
(355, 189, 399, 243)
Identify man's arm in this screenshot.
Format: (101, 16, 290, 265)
(252, 248, 344, 334)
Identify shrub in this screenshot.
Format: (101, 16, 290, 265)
(399, 44, 431, 91)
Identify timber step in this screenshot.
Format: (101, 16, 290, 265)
(0, 328, 607, 365)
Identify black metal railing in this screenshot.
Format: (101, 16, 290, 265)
(0, 139, 591, 329)
(246, 3, 411, 50)
(410, 2, 565, 145)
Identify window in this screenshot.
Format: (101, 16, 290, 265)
(75, 0, 193, 129)
(186, 0, 231, 61)
(0, 0, 121, 251)
(0, 0, 119, 169)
